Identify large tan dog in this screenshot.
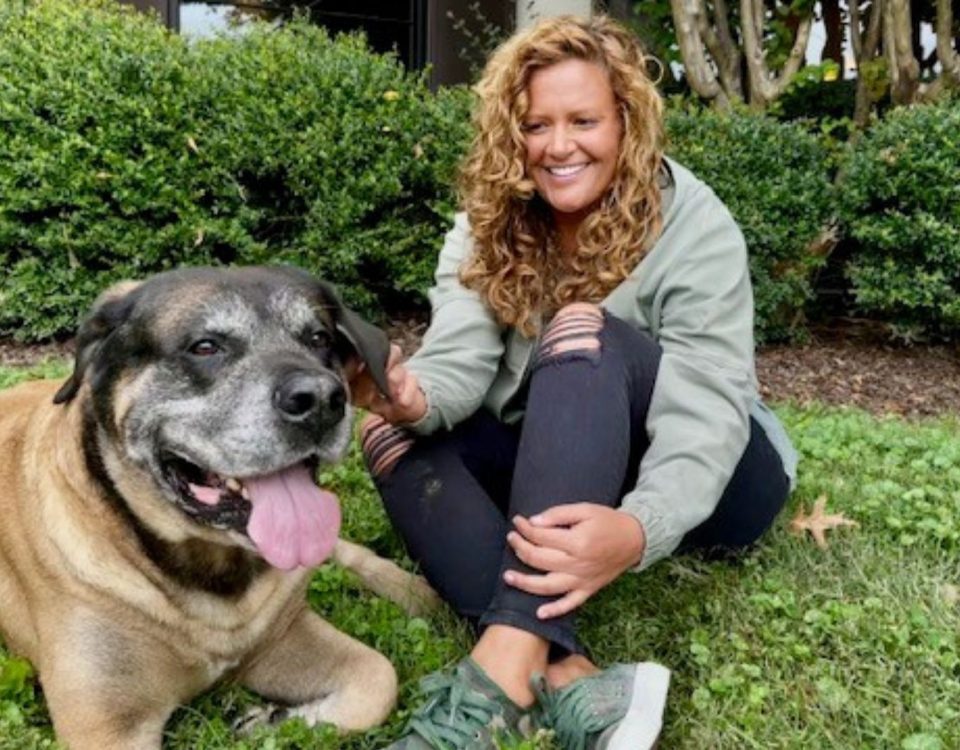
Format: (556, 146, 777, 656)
(0, 266, 434, 750)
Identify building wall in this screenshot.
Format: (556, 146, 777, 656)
(516, 0, 591, 28)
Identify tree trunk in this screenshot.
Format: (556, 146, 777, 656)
(935, 0, 960, 87)
(741, 0, 813, 107)
(851, 0, 884, 127)
(884, 0, 920, 104)
(696, 0, 743, 96)
(669, 0, 737, 107)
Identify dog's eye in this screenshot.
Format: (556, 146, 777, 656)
(188, 339, 221, 356)
(306, 330, 332, 350)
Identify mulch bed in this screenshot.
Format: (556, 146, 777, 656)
(757, 337, 960, 419)
(5, 320, 959, 420)
(0, 339, 70, 368)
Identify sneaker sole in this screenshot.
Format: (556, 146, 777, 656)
(605, 662, 671, 750)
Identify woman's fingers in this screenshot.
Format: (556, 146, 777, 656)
(393, 366, 419, 408)
(507, 530, 572, 571)
(506, 517, 606, 618)
(512, 515, 577, 553)
(528, 503, 594, 527)
(536, 589, 591, 620)
(352, 343, 403, 408)
(387, 359, 407, 398)
(351, 343, 429, 424)
(503, 565, 595, 618)
(504, 567, 597, 619)
(358, 370, 426, 425)
(503, 569, 576, 596)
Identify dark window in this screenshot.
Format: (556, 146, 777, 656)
(119, 0, 180, 29)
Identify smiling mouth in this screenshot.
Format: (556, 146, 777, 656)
(161, 451, 258, 531)
(546, 164, 588, 177)
(158, 450, 342, 570)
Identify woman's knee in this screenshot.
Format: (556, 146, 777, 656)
(535, 304, 655, 367)
(359, 414, 415, 478)
(535, 303, 604, 366)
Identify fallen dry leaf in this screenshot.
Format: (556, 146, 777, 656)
(789, 495, 859, 549)
(942, 583, 959, 607)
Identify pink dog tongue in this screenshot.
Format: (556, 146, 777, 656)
(245, 465, 341, 571)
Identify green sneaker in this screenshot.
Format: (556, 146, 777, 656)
(383, 657, 539, 749)
(534, 662, 670, 750)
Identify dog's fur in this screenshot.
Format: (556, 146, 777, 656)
(0, 266, 435, 750)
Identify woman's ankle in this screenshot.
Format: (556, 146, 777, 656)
(470, 625, 550, 708)
(545, 653, 600, 690)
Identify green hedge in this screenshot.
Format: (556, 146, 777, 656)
(840, 98, 960, 337)
(0, 0, 860, 345)
(665, 107, 837, 343)
(0, 0, 470, 339)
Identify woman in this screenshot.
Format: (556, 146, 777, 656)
(352, 14, 797, 750)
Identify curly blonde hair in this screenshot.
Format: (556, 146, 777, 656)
(458, 15, 665, 336)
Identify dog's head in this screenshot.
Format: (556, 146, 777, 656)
(54, 266, 390, 573)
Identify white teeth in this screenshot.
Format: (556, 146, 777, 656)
(225, 477, 242, 493)
(547, 164, 586, 176)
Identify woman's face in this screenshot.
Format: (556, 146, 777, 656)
(522, 58, 622, 228)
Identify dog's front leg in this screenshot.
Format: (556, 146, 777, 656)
(38, 614, 187, 750)
(234, 606, 397, 734)
(333, 539, 441, 617)
(42, 670, 170, 750)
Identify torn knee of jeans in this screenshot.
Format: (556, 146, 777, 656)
(535, 304, 604, 366)
(360, 416, 414, 477)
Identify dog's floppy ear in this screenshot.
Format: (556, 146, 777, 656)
(318, 282, 391, 398)
(53, 280, 143, 405)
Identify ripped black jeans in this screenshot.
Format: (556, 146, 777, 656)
(362, 309, 789, 655)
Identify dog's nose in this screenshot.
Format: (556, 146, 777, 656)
(273, 372, 346, 423)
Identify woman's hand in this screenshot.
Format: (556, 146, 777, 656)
(504, 503, 646, 619)
(348, 343, 427, 424)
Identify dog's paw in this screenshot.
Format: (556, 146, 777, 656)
(399, 574, 442, 617)
(232, 704, 290, 736)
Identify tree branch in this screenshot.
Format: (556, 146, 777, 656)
(781, 15, 814, 85)
(669, 0, 728, 105)
(711, 0, 743, 94)
(740, 0, 767, 103)
(864, 0, 883, 58)
(713, 0, 735, 53)
(850, 0, 863, 61)
(741, 0, 813, 106)
(851, 0, 886, 126)
(884, 0, 920, 104)
(935, 0, 960, 87)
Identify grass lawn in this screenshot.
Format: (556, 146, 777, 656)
(0, 361, 958, 750)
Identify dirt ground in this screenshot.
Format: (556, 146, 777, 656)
(4, 320, 959, 420)
(757, 335, 960, 419)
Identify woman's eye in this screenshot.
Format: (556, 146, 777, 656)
(307, 330, 332, 349)
(188, 339, 221, 356)
(522, 121, 545, 133)
(575, 118, 597, 127)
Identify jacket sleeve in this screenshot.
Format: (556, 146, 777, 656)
(403, 213, 504, 434)
(619, 186, 756, 570)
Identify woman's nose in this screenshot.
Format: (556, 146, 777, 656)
(547, 126, 573, 157)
